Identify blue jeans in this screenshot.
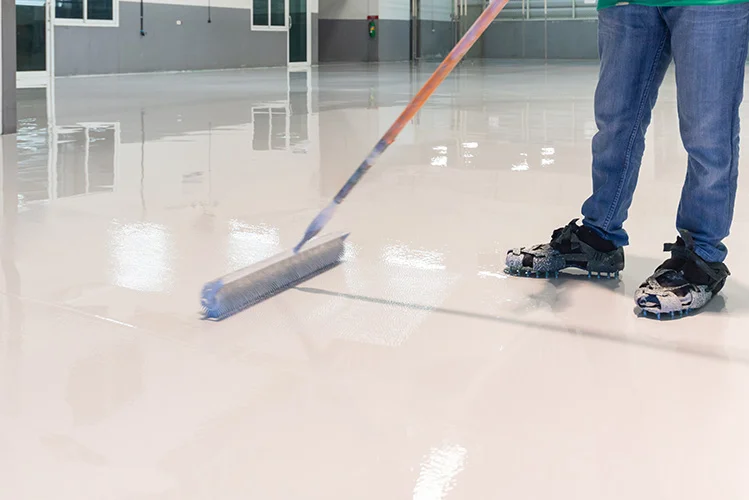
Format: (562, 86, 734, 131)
(581, 4, 749, 263)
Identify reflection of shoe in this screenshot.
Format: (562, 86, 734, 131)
(505, 219, 625, 279)
(635, 231, 730, 319)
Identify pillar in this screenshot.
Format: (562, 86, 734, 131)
(0, 0, 16, 134)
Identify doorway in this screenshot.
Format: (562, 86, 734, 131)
(288, 0, 311, 67)
(16, 0, 54, 88)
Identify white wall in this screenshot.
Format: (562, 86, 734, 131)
(379, 0, 409, 20)
(419, 0, 451, 21)
(319, 0, 444, 22)
(319, 0, 378, 19)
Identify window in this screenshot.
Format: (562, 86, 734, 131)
(252, 106, 289, 151)
(56, 0, 117, 25)
(495, 0, 597, 20)
(252, 0, 287, 29)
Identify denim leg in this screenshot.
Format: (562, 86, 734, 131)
(663, 5, 749, 263)
(581, 5, 672, 247)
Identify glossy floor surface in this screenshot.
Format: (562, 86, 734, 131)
(3, 62, 749, 499)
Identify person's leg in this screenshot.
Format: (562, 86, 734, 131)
(505, 5, 671, 278)
(634, 4, 749, 318)
(666, 4, 749, 263)
(581, 5, 672, 247)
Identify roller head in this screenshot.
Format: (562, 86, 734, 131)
(201, 232, 348, 321)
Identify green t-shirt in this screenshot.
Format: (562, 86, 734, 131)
(598, 0, 748, 10)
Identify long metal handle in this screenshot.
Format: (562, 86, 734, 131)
(332, 0, 509, 203)
(294, 0, 510, 252)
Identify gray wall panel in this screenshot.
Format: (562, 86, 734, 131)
(483, 21, 526, 59)
(88, 27, 124, 74)
(55, 2, 287, 76)
(546, 20, 598, 59)
(483, 19, 598, 60)
(378, 19, 409, 62)
(418, 20, 452, 60)
(2, 0, 17, 133)
(318, 19, 375, 62)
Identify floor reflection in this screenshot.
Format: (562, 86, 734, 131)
(14, 68, 317, 209)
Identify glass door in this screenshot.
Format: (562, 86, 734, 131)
(16, 0, 53, 88)
(288, 0, 310, 66)
(411, 0, 457, 61)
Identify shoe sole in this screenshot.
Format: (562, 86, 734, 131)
(638, 307, 691, 320)
(504, 267, 620, 280)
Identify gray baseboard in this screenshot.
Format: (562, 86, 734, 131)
(55, 2, 288, 76)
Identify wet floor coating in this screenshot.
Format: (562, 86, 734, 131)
(3, 61, 749, 499)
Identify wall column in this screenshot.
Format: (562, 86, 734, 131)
(0, 0, 16, 134)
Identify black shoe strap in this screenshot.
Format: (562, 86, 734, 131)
(663, 230, 730, 285)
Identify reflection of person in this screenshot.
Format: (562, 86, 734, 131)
(506, 3, 748, 318)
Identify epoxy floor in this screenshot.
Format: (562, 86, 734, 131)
(3, 61, 749, 499)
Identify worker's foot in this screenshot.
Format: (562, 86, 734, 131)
(505, 219, 625, 279)
(635, 231, 730, 319)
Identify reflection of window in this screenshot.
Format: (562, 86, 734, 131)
(252, 0, 286, 29)
(55, 127, 87, 196)
(56, 0, 117, 25)
(15, 122, 119, 207)
(17, 118, 51, 205)
(252, 107, 288, 151)
(55, 123, 119, 198)
(87, 126, 116, 192)
(289, 72, 309, 151)
(251, 72, 311, 153)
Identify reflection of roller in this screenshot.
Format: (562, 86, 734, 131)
(199, 0, 512, 321)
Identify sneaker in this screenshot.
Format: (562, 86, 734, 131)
(635, 231, 730, 319)
(505, 219, 625, 279)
